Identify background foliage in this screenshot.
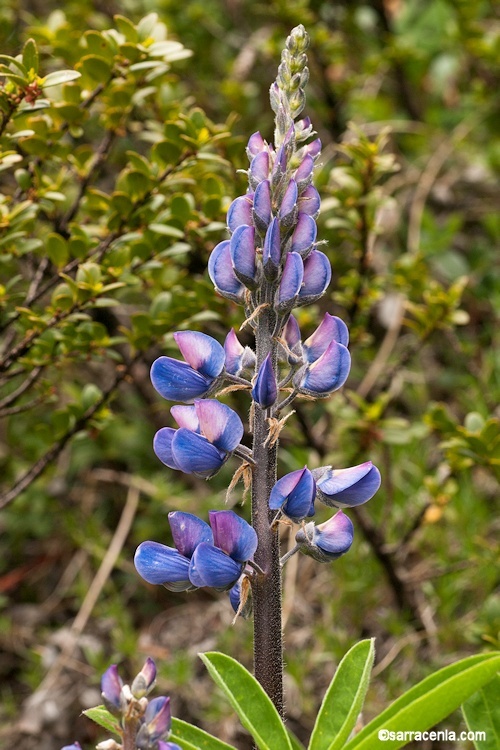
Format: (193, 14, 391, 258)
(0, 1, 498, 749)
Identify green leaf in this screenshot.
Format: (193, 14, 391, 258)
(199, 652, 292, 750)
(309, 639, 375, 750)
(82, 705, 120, 737)
(79, 55, 112, 83)
(462, 675, 500, 750)
(149, 223, 184, 238)
(42, 69, 81, 87)
(22, 39, 39, 75)
(170, 717, 237, 750)
(343, 652, 500, 750)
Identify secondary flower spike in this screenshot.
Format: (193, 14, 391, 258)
(153, 399, 244, 478)
(151, 331, 225, 403)
(295, 510, 354, 562)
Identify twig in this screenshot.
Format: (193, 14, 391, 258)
(29, 484, 140, 695)
(407, 117, 477, 255)
(0, 355, 140, 509)
(0, 366, 43, 410)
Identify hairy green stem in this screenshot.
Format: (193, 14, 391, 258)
(251, 284, 284, 717)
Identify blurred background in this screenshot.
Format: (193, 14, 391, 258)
(0, 1, 498, 748)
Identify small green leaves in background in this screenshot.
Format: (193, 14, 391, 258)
(309, 639, 375, 750)
(199, 652, 293, 750)
(342, 652, 500, 750)
(462, 675, 500, 750)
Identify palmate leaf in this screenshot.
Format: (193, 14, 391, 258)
(199, 652, 292, 750)
(308, 639, 375, 750)
(462, 674, 500, 750)
(170, 717, 237, 750)
(82, 705, 121, 737)
(343, 652, 500, 750)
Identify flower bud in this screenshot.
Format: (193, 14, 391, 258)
(252, 353, 278, 409)
(295, 511, 354, 562)
(131, 657, 157, 699)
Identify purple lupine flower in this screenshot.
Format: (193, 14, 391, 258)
(294, 153, 315, 189)
(281, 314, 302, 362)
(290, 212, 317, 257)
(279, 179, 299, 227)
(208, 239, 246, 302)
(277, 251, 304, 312)
(227, 194, 254, 231)
(295, 510, 354, 562)
(314, 461, 381, 508)
(131, 657, 157, 699)
(302, 313, 349, 361)
(262, 217, 281, 279)
(151, 331, 225, 404)
(246, 131, 266, 158)
(252, 353, 277, 408)
(142, 696, 172, 742)
(269, 467, 316, 522)
(253, 179, 272, 232)
(153, 399, 244, 478)
(101, 664, 123, 715)
(224, 328, 255, 376)
(158, 743, 182, 750)
(249, 151, 270, 188)
(230, 224, 259, 289)
(297, 249, 332, 305)
(135, 511, 213, 590)
(61, 744, 82, 750)
(298, 184, 321, 217)
(294, 337, 351, 397)
(189, 510, 257, 590)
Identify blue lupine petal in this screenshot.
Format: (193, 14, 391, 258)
(315, 511, 354, 556)
(168, 511, 213, 558)
(134, 541, 191, 586)
(189, 543, 243, 589)
(253, 180, 272, 230)
(246, 131, 266, 158)
(283, 314, 302, 353)
(151, 357, 212, 403)
(249, 151, 270, 185)
(262, 217, 281, 277)
(303, 313, 349, 362)
(291, 213, 317, 256)
(144, 696, 172, 741)
(229, 579, 242, 613)
(278, 251, 304, 309)
(299, 250, 331, 299)
(171, 428, 226, 478)
(194, 399, 244, 453)
(170, 405, 199, 432)
(153, 427, 180, 470)
(131, 657, 157, 698)
(298, 341, 351, 396)
(252, 353, 277, 408)
(294, 154, 314, 187)
(101, 664, 122, 709)
(279, 179, 298, 226)
(224, 328, 245, 375)
(209, 510, 258, 562)
(227, 194, 254, 232)
(173, 331, 225, 379)
(230, 224, 257, 287)
(269, 467, 316, 522)
(61, 744, 82, 750)
(208, 240, 245, 299)
(158, 743, 183, 750)
(298, 185, 320, 217)
(316, 462, 381, 508)
(302, 137, 322, 159)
